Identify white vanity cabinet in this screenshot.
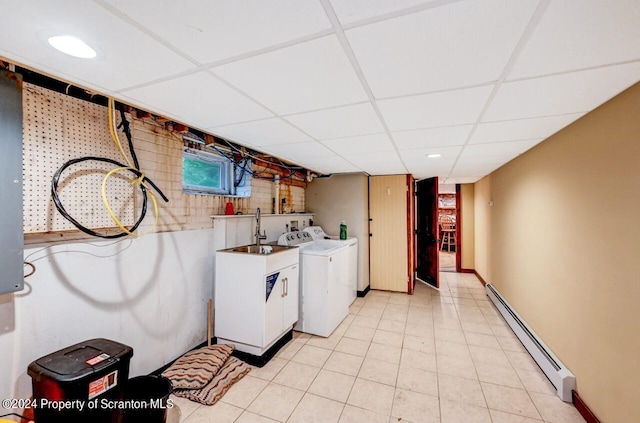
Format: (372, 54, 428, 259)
(214, 246, 299, 356)
(264, 263, 299, 347)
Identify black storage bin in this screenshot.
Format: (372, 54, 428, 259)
(27, 338, 133, 423)
(122, 375, 172, 423)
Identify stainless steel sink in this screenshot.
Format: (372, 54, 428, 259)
(222, 244, 295, 255)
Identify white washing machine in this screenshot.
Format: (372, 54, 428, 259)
(278, 231, 350, 337)
(304, 226, 358, 304)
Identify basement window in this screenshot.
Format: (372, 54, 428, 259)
(182, 148, 251, 197)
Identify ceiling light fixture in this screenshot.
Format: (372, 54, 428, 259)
(48, 35, 97, 59)
(426, 153, 442, 158)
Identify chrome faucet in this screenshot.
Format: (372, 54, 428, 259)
(255, 208, 267, 247)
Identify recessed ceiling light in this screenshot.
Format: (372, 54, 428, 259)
(426, 153, 442, 158)
(48, 35, 97, 59)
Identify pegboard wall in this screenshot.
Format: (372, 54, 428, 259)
(22, 83, 136, 233)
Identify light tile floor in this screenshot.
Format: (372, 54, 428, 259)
(175, 272, 585, 423)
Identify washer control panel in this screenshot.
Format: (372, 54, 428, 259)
(303, 226, 330, 240)
(278, 231, 313, 246)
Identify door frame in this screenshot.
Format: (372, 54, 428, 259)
(407, 175, 415, 294)
(455, 184, 462, 273)
(415, 177, 439, 289)
(438, 183, 463, 273)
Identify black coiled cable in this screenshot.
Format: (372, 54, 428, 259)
(51, 107, 168, 239)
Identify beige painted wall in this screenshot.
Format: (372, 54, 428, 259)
(460, 184, 475, 270)
(474, 180, 491, 279)
(474, 82, 640, 423)
(305, 173, 370, 291)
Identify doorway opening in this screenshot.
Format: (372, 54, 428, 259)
(438, 183, 460, 272)
(415, 177, 439, 289)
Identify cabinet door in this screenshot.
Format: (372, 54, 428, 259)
(264, 270, 284, 347)
(281, 264, 299, 330)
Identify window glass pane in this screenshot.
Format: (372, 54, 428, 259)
(182, 148, 251, 197)
(183, 156, 222, 190)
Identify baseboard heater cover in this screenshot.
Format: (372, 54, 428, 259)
(486, 283, 576, 402)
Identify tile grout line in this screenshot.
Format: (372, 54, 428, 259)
(432, 300, 444, 422)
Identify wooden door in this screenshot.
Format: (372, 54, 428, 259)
(369, 175, 409, 292)
(416, 177, 439, 288)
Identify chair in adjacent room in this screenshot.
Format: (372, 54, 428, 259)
(440, 217, 456, 252)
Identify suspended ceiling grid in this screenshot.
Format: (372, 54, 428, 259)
(1, 0, 639, 182)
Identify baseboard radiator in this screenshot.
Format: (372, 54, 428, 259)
(486, 284, 576, 402)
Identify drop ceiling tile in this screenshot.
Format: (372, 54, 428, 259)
(329, 0, 438, 24)
(343, 150, 407, 175)
(461, 139, 543, 159)
(404, 162, 454, 179)
(361, 163, 410, 175)
(322, 134, 394, 156)
(393, 125, 473, 150)
(509, 0, 640, 79)
(470, 113, 584, 144)
(378, 85, 493, 131)
(346, 0, 538, 98)
(262, 142, 336, 162)
(123, 72, 272, 128)
(285, 103, 384, 140)
(485, 62, 640, 122)
(300, 156, 361, 174)
(103, 0, 332, 64)
(406, 161, 454, 178)
(212, 35, 368, 114)
(445, 176, 484, 184)
(343, 150, 405, 168)
(212, 118, 311, 148)
(399, 146, 462, 163)
(451, 163, 507, 177)
(404, 160, 455, 171)
(455, 148, 513, 167)
(410, 170, 452, 180)
(454, 155, 512, 177)
(455, 155, 511, 166)
(0, 0, 193, 93)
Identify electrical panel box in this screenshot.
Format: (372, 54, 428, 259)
(0, 71, 24, 295)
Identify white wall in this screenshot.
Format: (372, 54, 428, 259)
(0, 228, 213, 400)
(212, 213, 315, 251)
(438, 183, 456, 194)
